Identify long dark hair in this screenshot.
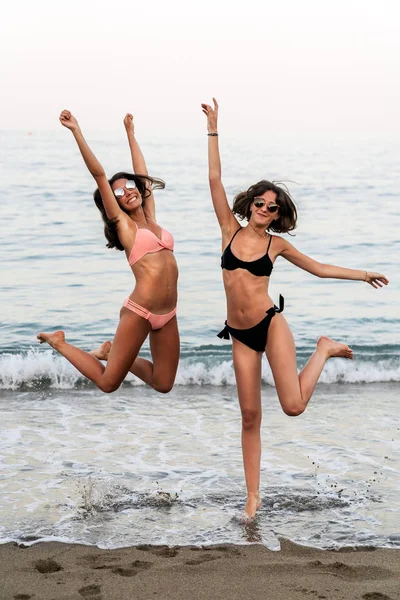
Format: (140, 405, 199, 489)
(93, 172, 165, 251)
(232, 180, 297, 233)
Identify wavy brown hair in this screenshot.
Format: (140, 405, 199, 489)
(233, 180, 297, 233)
(93, 172, 165, 251)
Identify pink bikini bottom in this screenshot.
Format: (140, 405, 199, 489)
(122, 298, 177, 330)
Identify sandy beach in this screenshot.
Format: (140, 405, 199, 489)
(0, 540, 399, 600)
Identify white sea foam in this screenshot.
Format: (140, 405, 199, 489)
(0, 384, 399, 549)
(0, 349, 399, 390)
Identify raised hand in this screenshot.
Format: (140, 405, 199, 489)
(123, 113, 135, 134)
(201, 98, 218, 133)
(59, 110, 80, 132)
(365, 272, 389, 289)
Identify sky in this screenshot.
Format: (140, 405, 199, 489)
(1, 0, 399, 135)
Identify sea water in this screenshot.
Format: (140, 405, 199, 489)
(0, 130, 399, 548)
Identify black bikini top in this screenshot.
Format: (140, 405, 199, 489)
(221, 228, 273, 277)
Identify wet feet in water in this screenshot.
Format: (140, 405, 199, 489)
(243, 493, 262, 521)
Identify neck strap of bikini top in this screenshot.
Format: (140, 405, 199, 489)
(229, 228, 241, 244)
(267, 233, 273, 253)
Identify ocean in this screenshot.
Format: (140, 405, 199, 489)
(0, 129, 399, 550)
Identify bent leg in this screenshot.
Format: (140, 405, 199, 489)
(266, 314, 353, 416)
(90, 317, 180, 393)
(37, 309, 150, 393)
(98, 311, 151, 391)
(232, 338, 263, 518)
(129, 316, 180, 392)
(147, 316, 180, 392)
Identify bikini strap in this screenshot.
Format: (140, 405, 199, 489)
(229, 228, 242, 244)
(275, 294, 284, 313)
(267, 233, 273, 253)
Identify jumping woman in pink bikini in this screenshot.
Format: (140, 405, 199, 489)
(37, 110, 179, 393)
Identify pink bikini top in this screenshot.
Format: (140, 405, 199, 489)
(128, 222, 174, 266)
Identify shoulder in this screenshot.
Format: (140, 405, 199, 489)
(115, 211, 132, 230)
(115, 215, 137, 249)
(269, 235, 294, 256)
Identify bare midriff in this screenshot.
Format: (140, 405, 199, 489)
(223, 269, 274, 329)
(128, 249, 178, 314)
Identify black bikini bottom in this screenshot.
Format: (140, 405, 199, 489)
(217, 295, 284, 353)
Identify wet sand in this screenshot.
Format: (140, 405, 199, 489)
(0, 540, 399, 600)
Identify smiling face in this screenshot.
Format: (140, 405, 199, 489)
(249, 190, 280, 227)
(111, 178, 142, 211)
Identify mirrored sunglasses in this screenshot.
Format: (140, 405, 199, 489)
(114, 180, 136, 199)
(253, 198, 279, 213)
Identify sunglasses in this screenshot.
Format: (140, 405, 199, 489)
(113, 180, 136, 199)
(253, 198, 279, 213)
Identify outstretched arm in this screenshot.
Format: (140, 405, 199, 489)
(60, 110, 124, 222)
(279, 238, 389, 289)
(201, 98, 238, 236)
(123, 113, 156, 221)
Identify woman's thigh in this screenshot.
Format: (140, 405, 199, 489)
(149, 316, 180, 390)
(232, 338, 263, 416)
(265, 313, 302, 412)
(103, 309, 151, 388)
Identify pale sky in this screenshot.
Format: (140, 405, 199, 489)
(1, 0, 399, 135)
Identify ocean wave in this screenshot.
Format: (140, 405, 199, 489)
(1, 348, 399, 390)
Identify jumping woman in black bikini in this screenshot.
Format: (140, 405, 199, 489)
(201, 98, 389, 520)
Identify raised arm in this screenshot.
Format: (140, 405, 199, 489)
(278, 238, 389, 288)
(201, 99, 238, 236)
(123, 113, 156, 221)
(60, 110, 124, 222)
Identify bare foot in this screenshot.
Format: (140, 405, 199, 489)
(243, 493, 262, 520)
(317, 336, 354, 360)
(89, 341, 112, 361)
(37, 330, 65, 350)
